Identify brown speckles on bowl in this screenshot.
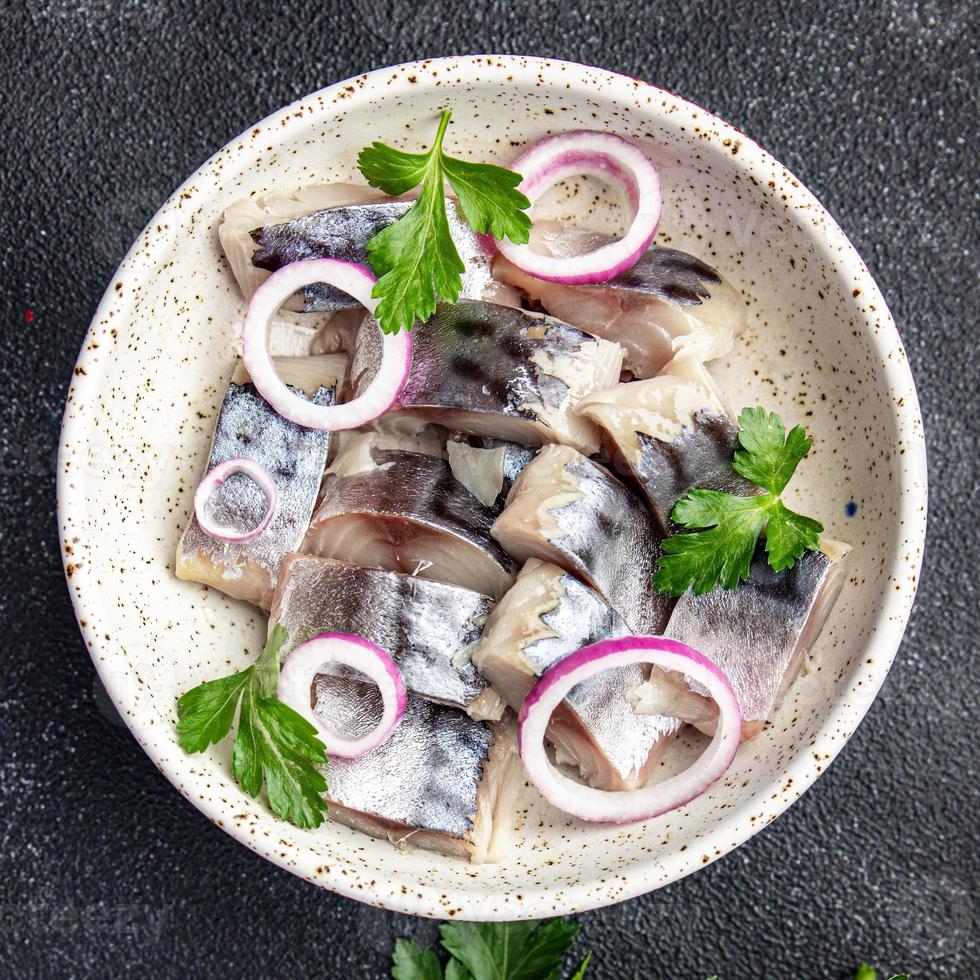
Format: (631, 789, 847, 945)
(56, 55, 926, 921)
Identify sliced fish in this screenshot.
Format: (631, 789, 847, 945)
(474, 559, 681, 790)
(316, 674, 521, 863)
(630, 540, 851, 739)
(492, 444, 674, 634)
(325, 415, 447, 478)
(270, 553, 504, 720)
(351, 300, 625, 454)
(493, 220, 747, 378)
(303, 449, 517, 600)
(577, 355, 759, 531)
(220, 183, 518, 312)
(447, 437, 536, 508)
(175, 355, 344, 609)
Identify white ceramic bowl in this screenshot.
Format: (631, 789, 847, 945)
(58, 55, 927, 920)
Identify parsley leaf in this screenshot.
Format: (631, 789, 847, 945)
(652, 407, 824, 596)
(176, 625, 329, 829)
(853, 966, 908, 980)
(357, 109, 530, 335)
(440, 919, 584, 980)
(392, 938, 445, 980)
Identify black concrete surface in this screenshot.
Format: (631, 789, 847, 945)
(2, 2, 977, 978)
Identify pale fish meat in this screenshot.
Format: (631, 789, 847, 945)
(493, 220, 747, 378)
(303, 449, 517, 600)
(220, 183, 518, 312)
(325, 414, 448, 479)
(270, 553, 504, 720)
(446, 437, 536, 508)
(350, 300, 625, 454)
(577, 355, 759, 532)
(629, 540, 851, 739)
(491, 443, 674, 634)
(316, 674, 521, 862)
(473, 559, 681, 791)
(175, 355, 346, 609)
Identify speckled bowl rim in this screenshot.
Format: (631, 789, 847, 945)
(58, 55, 927, 919)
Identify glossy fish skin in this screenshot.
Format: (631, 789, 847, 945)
(350, 300, 624, 454)
(630, 540, 851, 739)
(474, 559, 680, 790)
(577, 356, 759, 532)
(270, 553, 503, 719)
(176, 357, 341, 610)
(492, 444, 674, 635)
(315, 674, 520, 862)
(303, 449, 518, 600)
(219, 183, 386, 308)
(493, 220, 747, 378)
(240, 192, 515, 312)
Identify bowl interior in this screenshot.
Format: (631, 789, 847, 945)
(58, 56, 926, 919)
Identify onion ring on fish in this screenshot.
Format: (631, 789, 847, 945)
(496, 131, 662, 285)
(194, 457, 278, 542)
(518, 636, 740, 823)
(243, 258, 412, 430)
(278, 632, 407, 759)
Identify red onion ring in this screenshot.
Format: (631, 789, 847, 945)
(518, 636, 741, 824)
(193, 457, 278, 542)
(242, 258, 412, 430)
(277, 632, 407, 759)
(496, 131, 662, 285)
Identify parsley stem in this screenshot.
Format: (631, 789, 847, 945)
(432, 108, 452, 151)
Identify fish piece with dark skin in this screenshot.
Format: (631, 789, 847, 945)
(491, 443, 674, 635)
(577, 355, 760, 532)
(350, 300, 625, 455)
(493, 220, 747, 379)
(316, 674, 521, 863)
(303, 449, 518, 600)
(630, 540, 851, 739)
(175, 354, 345, 610)
(219, 183, 519, 311)
(270, 553, 504, 720)
(474, 559, 681, 791)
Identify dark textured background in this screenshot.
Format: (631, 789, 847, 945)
(2, 1, 977, 978)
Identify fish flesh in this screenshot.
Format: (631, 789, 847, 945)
(493, 220, 747, 378)
(316, 674, 521, 862)
(270, 553, 504, 719)
(576, 355, 759, 532)
(629, 539, 851, 739)
(491, 444, 674, 634)
(446, 437, 535, 508)
(175, 355, 345, 609)
(474, 559, 681, 790)
(350, 300, 625, 454)
(303, 449, 517, 600)
(220, 183, 519, 312)
(325, 414, 448, 478)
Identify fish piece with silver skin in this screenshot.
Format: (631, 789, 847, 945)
(350, 300, 625, 454)
(303, 449, 517, 600)
(493, 220, 747, 379)
(492, 443, 674, 635)
(474, 559, 681, 791)
(576, 355, 759, 533)
(315, 674, 521, 863)
(325, 414, 448, 478)
(270, 553, 504, 720)
(447, 436, 536, 508)
(629, 540, 851, 740)
(220, 183, 519, 312)
(175, 354, 346, 610)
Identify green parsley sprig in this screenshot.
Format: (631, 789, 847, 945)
(653, 406, 824, 596)
(357, 109, 532, 334)
(392, 919, 589, 980)
(176, 625, 329, 829)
